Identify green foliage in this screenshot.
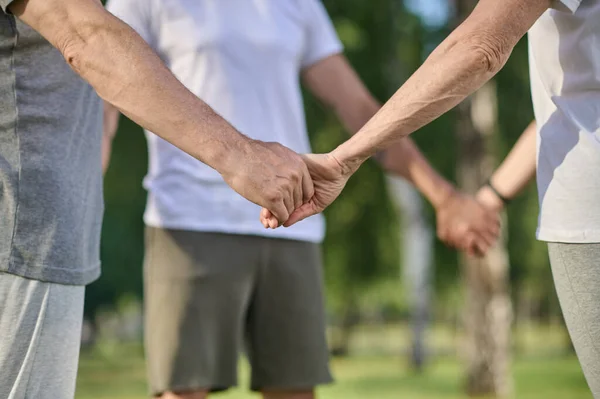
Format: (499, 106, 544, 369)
(304, 1, 402, 315)
(85, 119, 147, 320)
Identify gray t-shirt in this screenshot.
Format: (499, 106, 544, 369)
(0, 3, 103, 285)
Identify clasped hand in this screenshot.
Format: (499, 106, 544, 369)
(228, 141, 501, 257)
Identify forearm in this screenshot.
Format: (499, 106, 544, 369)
(13, 0, 247, 175)
(76, 17, 248, 173)
(333, 39, 508, 172)
(335, 90, 453, 207)
(381, 140, 454, 209)
(477, 121, 537, 210)
(331, 0, 549, 174)
(102, 102, 120, 174)
(491, 120, 537, 198)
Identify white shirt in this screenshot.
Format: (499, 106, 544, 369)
(107, 0, 343, 243)
(529, 0, 600, 242)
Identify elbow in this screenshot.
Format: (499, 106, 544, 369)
(59, 23, 105, 76)
(59, 19, 132, 103)
(61, 40, 85, 75)
(468, 35, 513, 75)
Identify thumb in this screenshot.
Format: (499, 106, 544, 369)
(283, 201, 318, 227)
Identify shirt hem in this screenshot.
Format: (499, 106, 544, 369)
(536, 227, 600, 243)
(553, 0, 581, 13)
(144, 220, 324, 244)
(1, 259, 101, 286)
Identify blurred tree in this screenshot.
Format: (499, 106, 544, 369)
(457, 82, 512, 397)
(453, 1, 512, 396)
(308, 0, 401, 355)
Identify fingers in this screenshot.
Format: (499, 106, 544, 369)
(291, 163, 306, 211)
(266, 199, 289, 228)
(480, 227, 497, 249)
(474, 210, 501, 253)
(300, 155, 315, 204)
(292, 182, 303, 211)
(267, 215, 278, 229)
(263, 142, 310, 219)
(283, 202, 317, 227)
(260, 207, 283, 229)
(438, 218, 497, 258)
(470, 234, 490, 257)
(281, 191, 294, 223)
(260, 208, 272, 228)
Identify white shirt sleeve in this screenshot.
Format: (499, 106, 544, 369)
(106, 0, 157, 48)
(300, 0, 344, 69)
(552, 0, 582, 13)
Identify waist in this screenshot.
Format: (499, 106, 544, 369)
(143, 178, 325, 243)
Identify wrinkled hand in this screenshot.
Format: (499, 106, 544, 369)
(260, 153, 350, 229)
(221, 140, 314, 225)
(436, 188, 501, 257)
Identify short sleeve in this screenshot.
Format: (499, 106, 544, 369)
(0, 0, 15, 13)
(300, 0, 343, 69)
(106, 0, 156, 47)
(552, 0, 582, 13)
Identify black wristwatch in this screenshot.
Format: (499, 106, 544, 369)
(485, 179, 511, 205)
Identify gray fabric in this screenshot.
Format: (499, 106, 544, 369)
(0, 11, 103, 285)
(144, 228, 332, 395)
(548, 243, 600, 398)
(0, 272, 85, 399)
(0, 0, 13, 13)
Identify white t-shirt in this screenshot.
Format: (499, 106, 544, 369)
(529, 0, 600, 243)
(107, 0, 343, 243)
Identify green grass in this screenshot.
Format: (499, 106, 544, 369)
(76, 344, 591, 399)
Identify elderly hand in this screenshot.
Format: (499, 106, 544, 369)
(222, 141, 314, 226)
(259, 152, 351, 229)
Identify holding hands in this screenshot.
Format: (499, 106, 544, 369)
(260, 152, 350, 229)
(223, 140, 315, 225)
(257, 144, 504, 258)
(434, 188, 501, 257)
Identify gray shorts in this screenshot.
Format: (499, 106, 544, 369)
(0, 272, 85, 399)
(548, 243, 600, 398)
(144, 227, 332, 396)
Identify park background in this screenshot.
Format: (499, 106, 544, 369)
(79, 0, 592, 398)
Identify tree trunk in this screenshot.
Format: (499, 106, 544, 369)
(456, 80, 513, 397)
(387, 176, 433, 372)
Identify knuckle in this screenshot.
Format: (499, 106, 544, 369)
(290, 169, 301, 183)
(281, 180, 293, 193)
(266, 190, 282, 203)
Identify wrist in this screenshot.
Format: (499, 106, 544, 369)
(208, 133, 253, 177)
(330, 145, 367, 178)
(476, 185, 505, 212)
(431, 180, 457, 211)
